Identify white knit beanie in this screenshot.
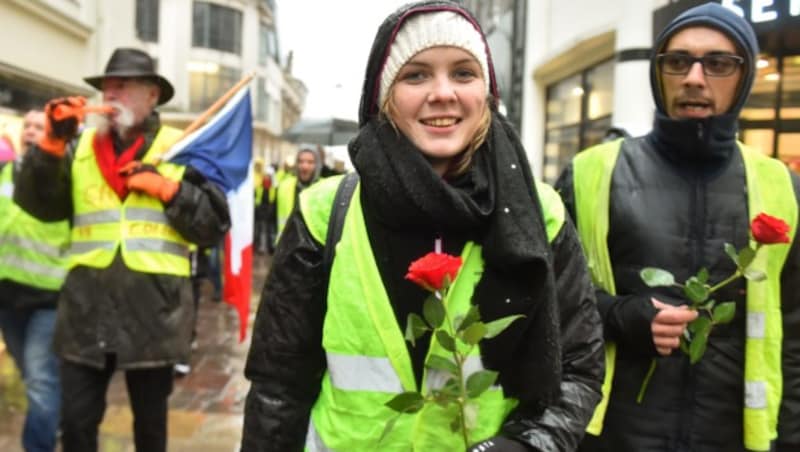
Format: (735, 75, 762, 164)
(378, 11, 490, 107)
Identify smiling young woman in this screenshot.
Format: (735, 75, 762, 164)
(241, 1, 604, 451)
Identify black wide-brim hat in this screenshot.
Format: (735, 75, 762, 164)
(84, 47, 174, 105)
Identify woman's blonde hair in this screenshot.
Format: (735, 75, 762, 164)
(379, 87, 492, 177)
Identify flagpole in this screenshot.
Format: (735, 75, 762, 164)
(176, 72, 255, 143)
(151, 72, 255, 164)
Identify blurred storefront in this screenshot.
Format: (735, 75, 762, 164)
(523, 0, 800, 183)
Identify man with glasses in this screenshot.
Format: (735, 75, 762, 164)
(556, 3, 800, 451)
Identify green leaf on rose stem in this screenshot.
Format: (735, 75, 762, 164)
(688, 315, 711, 334)
(405, 313, 429, 347)
(697, 267, 709, 283)
(738, 246, 756, 270)
(689, 327, 710, 364)
(378, 413, 401, 444)
(684, 277, 709, 304)
(436, 330, 456, 352)
(461, 322, 488, 345)
(450, 412, 462, 433)
(423, 295, 445, 329)
(704, 299, 716, 311)
(466, 370, 499, 398)
(457, 305, 481, 332)
(440, 377, 461, 398)
(484, 315, 525, 339)
(680, 336, 690, 354)
(743, 267, 767, 282)
(712, 302, 736, 324)
(640, 267, 676, 287)
(724, 243, 739, 266)
(385, 391, 425, 413)
(426, 354, 459, 374)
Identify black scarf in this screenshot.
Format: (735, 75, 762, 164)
(349, 114, 562, 410)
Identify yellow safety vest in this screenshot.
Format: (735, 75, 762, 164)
(298, 175, 565, 451)
(573, 139, 798, 451)
(276, 174, 298, 239)
(69, 127, 191, 277)
(0, 163, 69, 290)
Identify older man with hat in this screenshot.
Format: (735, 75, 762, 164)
(14, 47, 231, 452)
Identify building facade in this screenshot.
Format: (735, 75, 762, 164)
(0, 0, 305, 166)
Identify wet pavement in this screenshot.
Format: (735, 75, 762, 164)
(0, 255, 270, 452)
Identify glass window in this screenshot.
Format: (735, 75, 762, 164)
(781, 56, 800, 120)
(741, 55, 779, 120)
(192, 2, 243, 54)
(543, 126, 579, 182)
(256, 77, 269, 122)
(546, 74, 582, 129)
(258, 22, 279, 66)
(136, 0, 159, 43)
(778, 133, 800, 165)
(586, 60, 614, 119)
(542, 59, 614, 184)
(189, 63, 241, 112)
(740, 128, 775, 156)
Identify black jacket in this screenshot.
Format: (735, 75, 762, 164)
(557, 137, 800, 452)
(241, 188, 604, 451)
(13, 114, 230, 369)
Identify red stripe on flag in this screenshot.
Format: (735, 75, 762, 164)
(223, 233, 252, 342)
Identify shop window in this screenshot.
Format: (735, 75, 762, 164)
(543, 59, 614, 184)
(740, 129, 774, 156)
(192, 2, 242, 54)
(189, 63, 241, 112)
(741, 53, 800, 171)
(136, 0, 159, 43)
(741, 56, 779, 120)
(778, 133, 800, 167)
(781, 55, 800, 120)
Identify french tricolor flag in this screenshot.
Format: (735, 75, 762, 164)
(162, 86, 253, 341)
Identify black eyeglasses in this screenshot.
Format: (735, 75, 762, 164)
(656, 52, 744, 77)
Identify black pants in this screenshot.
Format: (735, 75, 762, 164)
(60, 355, 174, 452)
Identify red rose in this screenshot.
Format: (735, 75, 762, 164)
(751, 213, 791, 244)
(405, 252, 463, 292)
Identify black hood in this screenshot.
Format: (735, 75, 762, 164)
(357, 0, 499, 127)
(646, 2, 759, 174)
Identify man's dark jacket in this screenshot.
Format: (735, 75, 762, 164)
(556, 4, 800, 451)
(14, 113, 230, 369)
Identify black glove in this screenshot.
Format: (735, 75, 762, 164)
(597, 290, 661, 357)
(467, 436, 532, 452)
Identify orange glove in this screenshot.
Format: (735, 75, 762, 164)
(40, 96, 86, 157)
(120, 161, 180, 203)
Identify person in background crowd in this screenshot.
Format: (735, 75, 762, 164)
(0, 108, 67, 452)
(241, 1, 603, 450)
(316, 145, 342, 178)
(556, 3, 800, 451)
(272, 146, 321, 241)
(14, 47, 230, 452)
(253, 157, 269, 254)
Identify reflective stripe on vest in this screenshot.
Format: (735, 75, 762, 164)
(276, 175, 298, 239)
(572, 140, 798, 451)
(299, 175, 565, 451)
(69, 127, 190, 276)
(0, 164, 70, 290)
